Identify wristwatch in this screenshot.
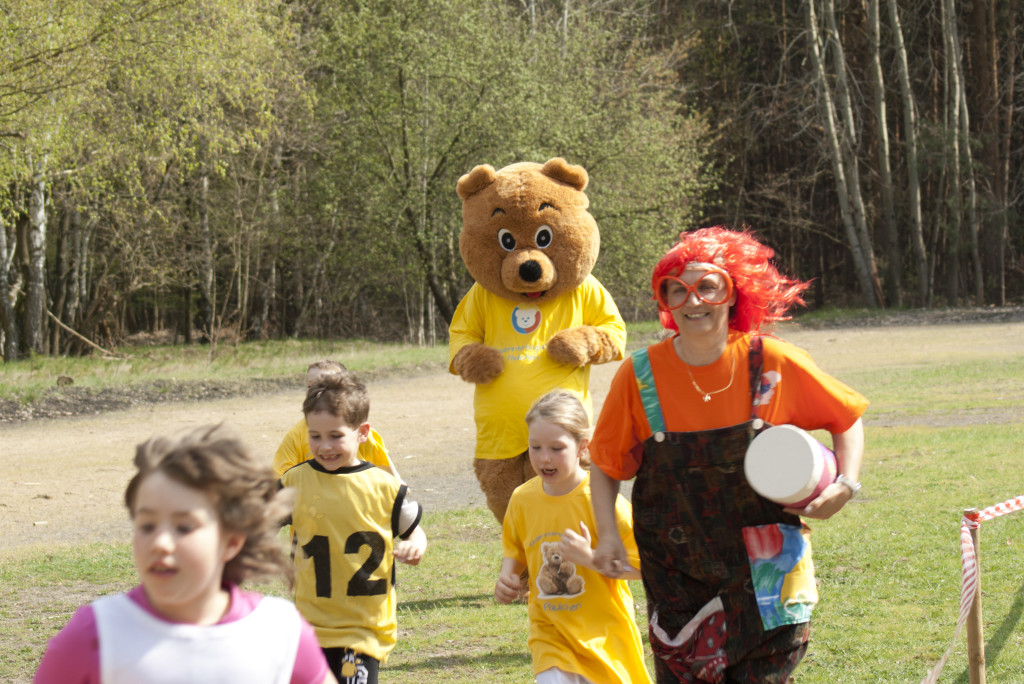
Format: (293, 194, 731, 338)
(835, 473, 862, 499)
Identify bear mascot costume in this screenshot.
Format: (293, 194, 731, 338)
(448, 157, 626, 523)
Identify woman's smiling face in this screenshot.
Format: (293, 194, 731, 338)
(669, 264, 736, 342)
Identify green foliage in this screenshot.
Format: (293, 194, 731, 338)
(281, 0, 715, 335)
(0, 0, 713, 354)
(3, 0, 1017, 362)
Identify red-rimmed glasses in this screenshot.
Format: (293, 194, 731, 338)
(655, 264, 734, 310)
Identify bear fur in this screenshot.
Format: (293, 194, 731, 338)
(536, 541, 584, 596)
(448, 158, 626, 523)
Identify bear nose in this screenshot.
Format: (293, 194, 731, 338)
(519, 260, 542, 283)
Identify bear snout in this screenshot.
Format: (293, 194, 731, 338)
(501, 249, 557, 294)
(519, 260, 543, 283)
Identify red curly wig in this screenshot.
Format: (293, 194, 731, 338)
(652, 226, 810, 333)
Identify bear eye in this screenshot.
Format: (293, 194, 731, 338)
(534, 225, 553, 249)
(498, 229, 516, 252)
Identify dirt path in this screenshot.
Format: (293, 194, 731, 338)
(5, 317, 1024, 557)
(0, 363, 620, 557)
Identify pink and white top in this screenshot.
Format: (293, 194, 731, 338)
(34, 584, 328, 684)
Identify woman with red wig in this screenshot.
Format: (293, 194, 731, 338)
(588, 226, 867, 683)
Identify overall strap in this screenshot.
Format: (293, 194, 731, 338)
(631, 348, 666, 434)
(748, 335, 765, 421)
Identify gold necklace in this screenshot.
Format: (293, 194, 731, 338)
(686, 349, 736, 402)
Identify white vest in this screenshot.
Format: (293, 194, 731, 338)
(93, 593, 300, 684)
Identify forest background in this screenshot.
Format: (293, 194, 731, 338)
(1, 0, 1021, 361)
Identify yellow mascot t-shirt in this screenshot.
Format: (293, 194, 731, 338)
(448, 275, 625, 460)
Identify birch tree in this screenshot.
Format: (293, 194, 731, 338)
(969, 0, 1003, 303)
(0, 211, 18, 359)
(885, 0, 928, 305)
(804, 0, 881, 307)
(867, 0, 900, 307)
(939, 0, 982, 305)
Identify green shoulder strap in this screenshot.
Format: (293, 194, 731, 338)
(631, 348, 666, 434)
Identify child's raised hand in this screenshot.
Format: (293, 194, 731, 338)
(494, 570, 520, 604)
(558, 521, 594, 567)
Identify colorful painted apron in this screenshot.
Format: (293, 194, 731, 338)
(631, 338, 816, 683)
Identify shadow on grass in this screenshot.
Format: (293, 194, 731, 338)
(398, 593, 497, 611)
(385, 651, 532, 674)
(952, 581, 1024, 683)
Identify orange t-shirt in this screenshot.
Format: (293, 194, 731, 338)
(590, 331, 869, 480)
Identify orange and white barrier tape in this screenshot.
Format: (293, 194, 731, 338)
(921, 495, 1024, 683)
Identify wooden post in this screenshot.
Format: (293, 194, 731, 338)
(965, 508, 986, 683)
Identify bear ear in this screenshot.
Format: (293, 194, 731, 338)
(541, 157, 588, 192)
(456, 164, 497, 200)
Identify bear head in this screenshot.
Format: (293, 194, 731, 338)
(456, 157, 599, 304)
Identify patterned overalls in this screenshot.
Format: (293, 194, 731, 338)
(631, 338, 813, 683)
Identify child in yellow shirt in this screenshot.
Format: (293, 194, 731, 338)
(495, 390, 651, 684)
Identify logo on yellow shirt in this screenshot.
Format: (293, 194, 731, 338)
(511, 306, 542, 334)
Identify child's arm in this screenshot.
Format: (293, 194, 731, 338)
(34, 605, 99, 683)
(393, 492, 425, 565)
(395, 525, 427, 566)
(494, 557, 525, 604)
(559, 521, 641, 580)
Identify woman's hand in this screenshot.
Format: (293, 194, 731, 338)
(787, 418, 864, 520)
(784, 482, 852, 520)
(592, 534, 630, 578)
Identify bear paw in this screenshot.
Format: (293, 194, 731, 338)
(537, 574, 560, 595)
(546, 326, 618, 367)
(565, 574, 584, 595)
(452, 343, 504, 384)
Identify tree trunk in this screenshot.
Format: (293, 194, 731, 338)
(995, 2, 1016, 308)
(970, 0, 1002, 303)
(197, 171, 215, 338)
(0, 210, 20, 361)
(805, 0, 880, 307)
(26, 159, 49, 353)
(403, 206, 456, 324)
(74, 217, 92, 341)
(253, 141, 282, 341)
(51, 199, 71, 354)
(941, 0, 984, 307)
(886, 0, 928, 306)
(182, 284, 193, 344)
(867, 0, 901, 307)
(824, 0, 883, 306)
(254, 259, 275, 340)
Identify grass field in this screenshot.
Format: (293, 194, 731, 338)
(3, 316, 1024, 682)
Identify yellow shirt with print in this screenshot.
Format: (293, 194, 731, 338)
(502, 473, 651, 683)
(448, 275, 625, 460)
